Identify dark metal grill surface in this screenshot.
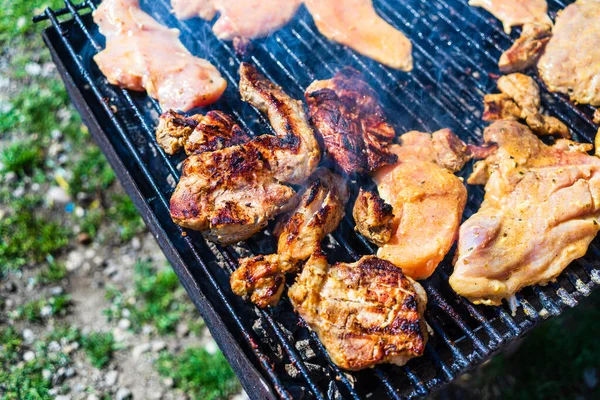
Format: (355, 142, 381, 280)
(35, 0, 600, 398)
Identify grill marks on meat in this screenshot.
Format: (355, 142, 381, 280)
(450, 120, 600, 305)
(288, 253, 428, 370)
(304, 0, 413, 71)
(156, 110, 249, 156)
(352, 189, 394, 247)
(538, 0, 600, 106)
(230, 169, 348, 307)
(93, 0, 226, 111)
(483, 73, 570, 138)
(305, 68, 397, 175)
(169, 63, 320, 244)
(171, 0, 301, 40)
(499, 23, 552, 73)
(469, 0, 552, 33)
(373, 129, 472, 280)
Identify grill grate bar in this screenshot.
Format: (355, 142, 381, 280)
(50, 2, 297, 397)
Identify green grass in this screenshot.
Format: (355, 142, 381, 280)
(0, 326, 73, 400)
(105, 260, 195, 335)
(81, 332, 116, 369)
(37, 260, 67, 284)
(1, 141, 43, 175)
(0, 193, 69, 274)
(108, 195, 144, 241)
(156, 348, 239, 400)
(68, 147, 115, 196)
(11, 294, 71, 322)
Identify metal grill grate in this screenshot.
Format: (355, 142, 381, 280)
(34, 0, 600, 398)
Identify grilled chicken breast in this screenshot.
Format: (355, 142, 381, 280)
(304, 0, 413, 71)
(288, 253, 428, 370)
(469, 0, 552, 33)
(499, 23, 552, 73)
(483, 73, 570, 138)
(230, 168, 348, 307)
(170, 63, 320, 244)
(305, 68, 397, 175)
(93, 0, 226, 111)
(171, 0, 216, 20)
(352, 188, 394, 246)
(450, 121, 600, 305)
(538, 0, 600, 106)
(156, 110, 249, 156)
(373, 129, 470, 280)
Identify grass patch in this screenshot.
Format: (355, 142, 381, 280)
(37, 260, 67, 284)
(68, 147, 115, 196)
(11, 294, 71, 322)
(81, 332, 115, 369)
(108, 194, 144, 241)
(0, 193, 69, 274)
(1, 141, 43, 175)
(156, 348, 239, 400)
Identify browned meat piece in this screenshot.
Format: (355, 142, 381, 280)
(538, 0, 600, 106)
(170, 63, 320, 244)
(184, 111, 250, 155)
(230, 168, 348, 307)
(499, 23, 552, 73)
(469, 0, 552, 33)
(352, 188, 393, 246)
(288, 253, 428, 370)
(595, 109, 600, 125)
(451, 121, 600, 305)
(305, 68, 397, 175)
(304, 0, 413, 71)
(93, 0, 226, 111)
(373, 130, 470, 280)
(483, 73, 570, 138)
(156, 111, 203, 155)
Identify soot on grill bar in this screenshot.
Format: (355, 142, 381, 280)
(33, 0, 600, 398)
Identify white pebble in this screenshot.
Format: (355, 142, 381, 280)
(104, 370, 119, 386)
(55, 396, 71, 400)
(22, 328, 35, 344)
(204, 339, 218, 355)
(118, 318, 131, 330)
(132, 343, 151, 359)
(42, 369, 52, 380)
(115, 388, 132, 400)
(151, 340, 166, 352)
(23, 351, 36, 362)
(40, 305, 53, 317)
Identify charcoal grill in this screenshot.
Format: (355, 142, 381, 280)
(34, 0, 600, 398)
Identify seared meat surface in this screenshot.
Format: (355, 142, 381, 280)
(450, 121, 600, 305)
(483, 73, 570, 138)
(170, 63, 320, 244)
(305, 68, 397, 175)
(288, 253, 428, 370)
(538, 0, 600, 106)
(304, 0, 413, 71)
(156, 110, 249, 156)
(373, 129, 471, 280)
(352, 188, 394, 246)
(93, 0, 226, 111)
(230, 169, 348, 307)
(499, 23, 551, 73)
(469, 0, 551, 33)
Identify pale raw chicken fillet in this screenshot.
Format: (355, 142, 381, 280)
(304, 0, 413, 71)
(469, 0, 552, 33)
(171, 0, 216, 20)
(538, 0, 600, 106)
(93, 0, 226, 111)
(372, 130, 470, 280)
(450, 121, 600, 305)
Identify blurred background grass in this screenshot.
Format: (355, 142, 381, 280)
(0, 1, 599, 400)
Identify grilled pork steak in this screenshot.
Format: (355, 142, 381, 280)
(483, 73, 570, 138)
(288, 253, 428, 370)
(451, 121, 600, 305)
(373, 129, 472, 280)
(469, 0, 552, 33)
(305, 68, 397, 175)
(169, 63, 320, 244)
(499, 23, 551, 73)
(230, 168, 348, 307)
(538, 0, 600, 106)
(93, 0, 226, 111)
(304, 0, 413, 71)
(352, 188, 394, 247)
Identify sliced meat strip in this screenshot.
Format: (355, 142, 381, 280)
(352, 188, 394, 247)
(499, 23, 551, 73)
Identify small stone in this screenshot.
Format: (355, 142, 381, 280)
(48, 341, 61, 352)
(231, 392, 250, 400)
(84, 248, 96, 259)
(162, 377, 174, 389)
(115, 388, 132, 400)
(12, 186, 25, 198)
(104, 370, 119, 386)
(23, 351, 35, 362)
(77, 233, 92, 244)
(49, 388, 59, 396)
(142, 325, 154, 335)
(132, 343, 151, 359)
(42, 369, 52, 380)
(31, 183, 40, 192)
(40, 305, 53, 317)
(3, 281, 17, 292)
(118, 318, 131, 330)
(93, 256, 104, 266)
(4, 171, 16, 183)
(103, 264, 118, 277)
(51, 129, 62, 140)
(62, 342, 79, 354)
(75, 207, 85, 217)
(50, 286, 64, 296)
(204, 339, 218, 355)
(64, 367, 76, 378)
(87, 395, 100, 400)
(25, 63, 42, 75)
(55, 395, 71, 400)
(131, 237, 141, 250)
(47, 186, 71, 204)
(22, 328, 35, 344)
(176, 323, 189, 338)
(151, 340, 167, 352)
(66, 250, 85, 271)
(121, 308, 131, 318)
